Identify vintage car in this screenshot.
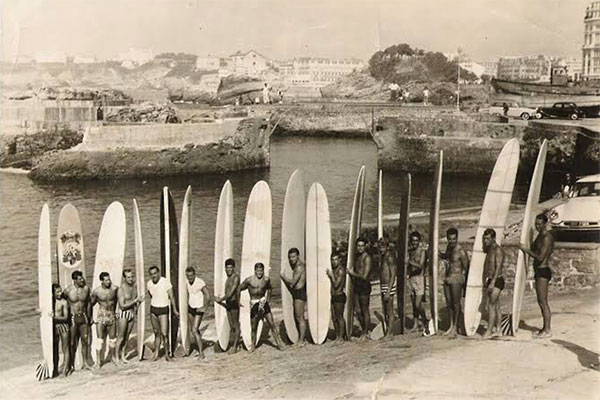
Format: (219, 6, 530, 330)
(486, 101, 542, 120)
(540, 102, 586, 120)
(550, 174, 600, 241)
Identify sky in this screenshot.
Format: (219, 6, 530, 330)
(0, 0, 590, 62)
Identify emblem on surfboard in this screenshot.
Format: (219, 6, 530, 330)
(60, 231, 83, 265)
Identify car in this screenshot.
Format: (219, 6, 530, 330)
(540, 102, 585, 120)
(486, 101, 542, 120)
(549, 174, 600, 241)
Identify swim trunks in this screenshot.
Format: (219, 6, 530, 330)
(225, 299, 239, 311)
(188, 306, 205, 317)
(534, 267, 552, 281)
(355, 279, 372, 296)
(116, 310, 135, 322)
(331, 293, 347, 304)
(150, 305, 169, 316)
(408, 275, 425, 296)
(55, 322, 70, 336)
(486, 276, 505, 291)
(71, 312, 90, 327)
(444, 273, 465, 285)
(250, 301, 271, 319)
(293, 287, 307, 302)
(96, 309, 116, 326)
(380, 282, 397, 297)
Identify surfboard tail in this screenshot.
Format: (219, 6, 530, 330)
(501, 314, 513, 336)
(35, 362, 51, 381)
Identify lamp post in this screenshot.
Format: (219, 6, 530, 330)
(456, 47, 461, 112)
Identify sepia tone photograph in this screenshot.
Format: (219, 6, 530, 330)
(0, 1, 599, 399)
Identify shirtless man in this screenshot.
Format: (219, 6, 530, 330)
(64, 270, 93, 369)
(239, 262, 284, 352)
(116, 269, 144, 363)
(440, 228, 469, 336)
(378, 238, 397, 340)
(185, 267, 212, 359)
(347, 238, 373, 340)
(147, 265, 179, 361)
(482, 228, 505, 339)
(326, 252, 347, 344)
(214, 258, 241, 354)
(280, 248, 307, 347)
(51, 284, 71, 377)
(91, 272, 119, 368)
(519, 213, 555, 339)
(407, 232, 430, 335)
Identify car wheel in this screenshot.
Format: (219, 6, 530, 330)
(570, 113, 579, 120)
(534, 112, 543, 119)
(520, 113, 530, 120)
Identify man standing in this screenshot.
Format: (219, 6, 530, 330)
(239, 262, 284, 352)
(262, 83, 270, 104)
(185, 267, 212, 359)
(519, 213, 555, 339)
(147, 265, 179, 361)
(51, 284, 71, 377)
(214, 258, 241, 354)
(482, 229, 505, 339)
(64, 270, 93, 370)
(326, 252, 347, 344)
(90, 272, 119, 368)
(347, 238, 373, 340)
(407, 231, 430, 335)
(378, 238, 397, 340)
(423, 87, 430, 106)
(440, 228, 469, 337)
(280, 248, 307, 347)
(116, 269, 144, 364)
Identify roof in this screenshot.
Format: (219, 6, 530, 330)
(229, 50, 270, 60)
(577, 174, 600, 183)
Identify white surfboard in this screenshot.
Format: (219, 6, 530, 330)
(178, 186, 192, 355)
(91, 201, 126, 362)
(37, 204, 54, 380)
(240, 181, 272, 350)
(133, 199, 146, 360)
(214, 181, 234, 351)
(512, 139, 548, 335)
(306, 183, 332, 344)
(281, 169, 306, 344)
(464, 139, 520, 337)
(377, 170, 386, 334)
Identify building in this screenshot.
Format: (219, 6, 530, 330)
(284, 57, 364, 88)
(583, 1, 600, 80)
(226, 50, 274, 77)
(556, 57, 583, 81)
(480, 61, 499, 78)
(195, 56, 220, 71)
(118, 48, 154, 69)
(497, 55, 552, 81)
(459, 60, 486, 78)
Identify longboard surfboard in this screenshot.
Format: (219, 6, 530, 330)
(91, 201, 126, 363)
(240, 181, 272, 350)
(160, 187, 179, 355)
(133, 199, 146, 360)
(178, 186, 192, 355)
(464, 138, 520, 337)
(396, 173, 411, 335)
(306, 183, 332, 344)
(344, 166, 366, 340)
(214, 181, 234, 351)
(377, 170, 386, 333)
(281, 169, 305, 344)
(511, 139, 548, 335)
(37, 204, 54, 380)
(428, 151, 443, 334)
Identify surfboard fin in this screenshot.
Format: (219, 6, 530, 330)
(501, 314, 513, 336)
(35, 362, 50, 381)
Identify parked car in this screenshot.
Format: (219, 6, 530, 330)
(550, 174, 600, 241)
(486, 101, 542, 120)
(540, 102, 585, 120)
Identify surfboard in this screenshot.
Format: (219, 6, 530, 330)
(240, 181, 272, 350)
(214, 180, 234, 351)
(511, 139, 548, 335)
(160, 187, 179, 355)
(306, 183, 332, 344)
(37, 204, 54, 380)
(133, 199, 146, 360)
(428, 151, 443, 334)
(281, 169, 305, 344)
(396, 173, 411, 335)
(343, 166, 366, 340)
(377, 170, 386, 334)
(57, 204, 85, 290)
(91, 201, 126, 363)
(464, 138, 520, 337)
(178, 186, 192, 355)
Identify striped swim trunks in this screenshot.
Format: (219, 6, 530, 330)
(116, 310, 135, 322)
(380, 282, 398, 297)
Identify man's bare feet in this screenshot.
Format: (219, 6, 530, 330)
(481, 332, 492, 340)
(151, 352, 159, 362)
(532, 330, 552, 339)
(196, 352, 205, 360)
(443, 326, 455, 336)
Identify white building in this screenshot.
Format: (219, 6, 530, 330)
(118, 48, 154, 69)
(583, 1, 600, 79)
(196, 56, 220, 71)
(284, 57, 364, 88)
(226, 50, 273, 77)
(459, 60, 486, 78)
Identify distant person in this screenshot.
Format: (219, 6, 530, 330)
(389, 82, 399, 102)
(561, 173, 573, 198)
(214, 258, 242, 354)
(280, 248, 307, 347)
(51, 284, 71, 377)
(185, 267, 212, 359)
(502, 102, 509, 116)
(519, 213, 555, 339)
(262, 83, 270, 104)
(378, 237, 397, 340)
(347, 237, 373, 340)
(482, 229, 505, 339)
(235, 95, 241, 106)
(407, 231, 430, 335)
(326, 252, 347, 343)
(423, 87, 430, 106)
(403, 90, 410, 104)
(278, 90, 283, 104)
(64, 270, 93, 370)
(239, 262, 284, 352)
(90, 272, 119, 368)
(96, 105, 104, 121)
(439, 228, 469, 337)
(116, 269, 144, 364)
(147, 265, 179, 361)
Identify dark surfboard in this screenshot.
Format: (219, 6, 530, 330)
(160, 187, 179, 356)
(396, 173, 411, 334)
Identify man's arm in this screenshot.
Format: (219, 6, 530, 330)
(201, 286, 212, 306)
(90, 289, 98, 307)
(388, 254, 397, 296)
(54, 301, 70, 322)
(490, 247, 503, 284)
(265, 278, 272, 303)
(459, 248, 470, 274)
(117, 287, 141, 310)
(167, 288, 179, 317)
(220, 276, 240, 303)
(519, 235, 553, 263)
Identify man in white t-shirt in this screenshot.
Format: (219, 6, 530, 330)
(147, 265, 179, 361)
(185, 267, 212, 359)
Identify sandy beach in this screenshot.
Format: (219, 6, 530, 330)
(1, 286, 598, 400)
